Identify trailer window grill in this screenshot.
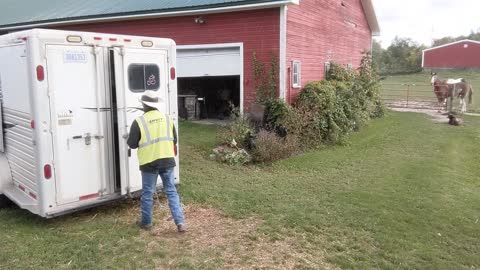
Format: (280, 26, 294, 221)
(128, 64, 160, 92)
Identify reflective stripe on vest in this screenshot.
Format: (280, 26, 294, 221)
(138, 114, 172, 148)
(136, 110, 175, 165)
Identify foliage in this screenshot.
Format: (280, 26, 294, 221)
(252, 130, 299, 163)
(372, 37, 425, 75)
(210, 141, 252, 166)
(432, 30, 480, 47)
(283, 53, 385, 146)
(327, 62, 356, 81)
(263, 98, 291, 130)
(253, 52, 279, 104)
(217, 113, 253, 148)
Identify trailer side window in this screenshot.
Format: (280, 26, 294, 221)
(128, 64, 160, 92)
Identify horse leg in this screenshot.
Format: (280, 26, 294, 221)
(459, 98, 464, 113)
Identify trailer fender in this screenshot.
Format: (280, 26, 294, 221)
(0, 153, 12, 194)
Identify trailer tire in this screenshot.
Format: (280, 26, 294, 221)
(0, 194, 12, 208)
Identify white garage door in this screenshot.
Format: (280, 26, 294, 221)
(176, 45, 242, 77)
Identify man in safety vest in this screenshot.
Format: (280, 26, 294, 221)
(127, 90, 186, 232)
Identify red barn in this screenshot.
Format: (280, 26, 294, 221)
(0, 0, 379, 115)
(423, 40, 480, 69)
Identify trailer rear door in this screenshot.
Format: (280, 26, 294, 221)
(112, 47, 170, 195)
(46, 45, 109, 205)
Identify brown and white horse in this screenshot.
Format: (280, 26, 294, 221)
(431, 73, 473, 113)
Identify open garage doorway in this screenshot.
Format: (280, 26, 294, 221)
(177, 43, 243, 120)
(178, 76, 240, 120)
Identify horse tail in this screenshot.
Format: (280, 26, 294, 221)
(468, 85, 473, 104)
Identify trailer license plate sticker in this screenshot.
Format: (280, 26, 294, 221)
(58, 111, 74, 125)
(64, 51, 88, 64)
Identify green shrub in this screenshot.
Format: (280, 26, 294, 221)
(283, 53, 385, 147)
(217, 114, 253, 148)
(327, 62, 356, 82)
(263, 98, 290, 130)
(358, 51, 386, 118)
(252, 130, 299, 163)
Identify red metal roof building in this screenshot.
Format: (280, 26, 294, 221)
(0, 0, 380, 112)
(422, 40, 480, 69)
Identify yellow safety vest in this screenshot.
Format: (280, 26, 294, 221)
(136, 110, 175, 165)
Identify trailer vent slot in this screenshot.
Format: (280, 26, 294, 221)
(36, 65, 44, 81)
(44, 164, 52, 179)
(66, 35, 82, 43)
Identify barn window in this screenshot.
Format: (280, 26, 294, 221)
(292, 61, 301, 88)
(128, 64, 160, 92)
(324, 62, 331, 79)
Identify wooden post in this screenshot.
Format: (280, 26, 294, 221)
(406, 84, 410, 108)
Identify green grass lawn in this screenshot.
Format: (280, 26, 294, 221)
(381, 70, 480, 112)
(1, 112, 479, 269)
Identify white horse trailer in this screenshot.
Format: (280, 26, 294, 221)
(0, 29, 179, 217)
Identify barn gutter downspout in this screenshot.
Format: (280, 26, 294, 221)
(0, 1, 299, 31)
(279, 5, 288, 101)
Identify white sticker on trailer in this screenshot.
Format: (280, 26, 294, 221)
(63, 51, 88, 63)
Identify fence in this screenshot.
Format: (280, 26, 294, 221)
(381, 83, 442, 110)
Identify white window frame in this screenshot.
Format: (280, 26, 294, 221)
(292, 60, 301, 88)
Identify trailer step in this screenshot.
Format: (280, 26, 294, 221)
(3, 183, 39, 214)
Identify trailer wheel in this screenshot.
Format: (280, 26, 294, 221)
(0, 194, 12, 208)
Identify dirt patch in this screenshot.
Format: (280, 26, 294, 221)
(389, 107, 449, 123)
(131, 204, 338, 269)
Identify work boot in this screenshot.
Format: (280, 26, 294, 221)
(177, 223, 187, 233)
(136, 220, 153, 231)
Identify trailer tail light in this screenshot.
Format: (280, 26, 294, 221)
(124, 39, 132, 42)
(174, 144, 177, 156)
(44, 164, 52, 179)
(30, 120, 35, 129)
(94, 37, 102, 40)
(36, 65, 45, 81)
(141, 40, 153, 47)
(29, 192, 37, 200)
(66, 35, 82, 43)
(109, 38, 117, 41)
(170, 67, 176, 80)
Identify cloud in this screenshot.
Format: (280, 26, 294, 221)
(372, 0, 480, 48)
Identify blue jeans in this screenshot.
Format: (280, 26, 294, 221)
(141, 167, 185, 226)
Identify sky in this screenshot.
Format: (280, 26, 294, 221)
(371, 0, 480, 48)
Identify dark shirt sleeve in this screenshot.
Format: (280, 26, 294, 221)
(127, 120, 141, 149)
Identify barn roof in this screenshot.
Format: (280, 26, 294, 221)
(0, 0, 379, 36)
(0, 0, 296, 30)
(423, 39, 480, 53)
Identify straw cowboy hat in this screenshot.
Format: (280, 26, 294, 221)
(138, 90, 164, 108)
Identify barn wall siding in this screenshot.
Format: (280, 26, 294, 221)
(423, 41, 480, 68)
(285, 0, 372, 102)
(56, 9, 280, 112)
